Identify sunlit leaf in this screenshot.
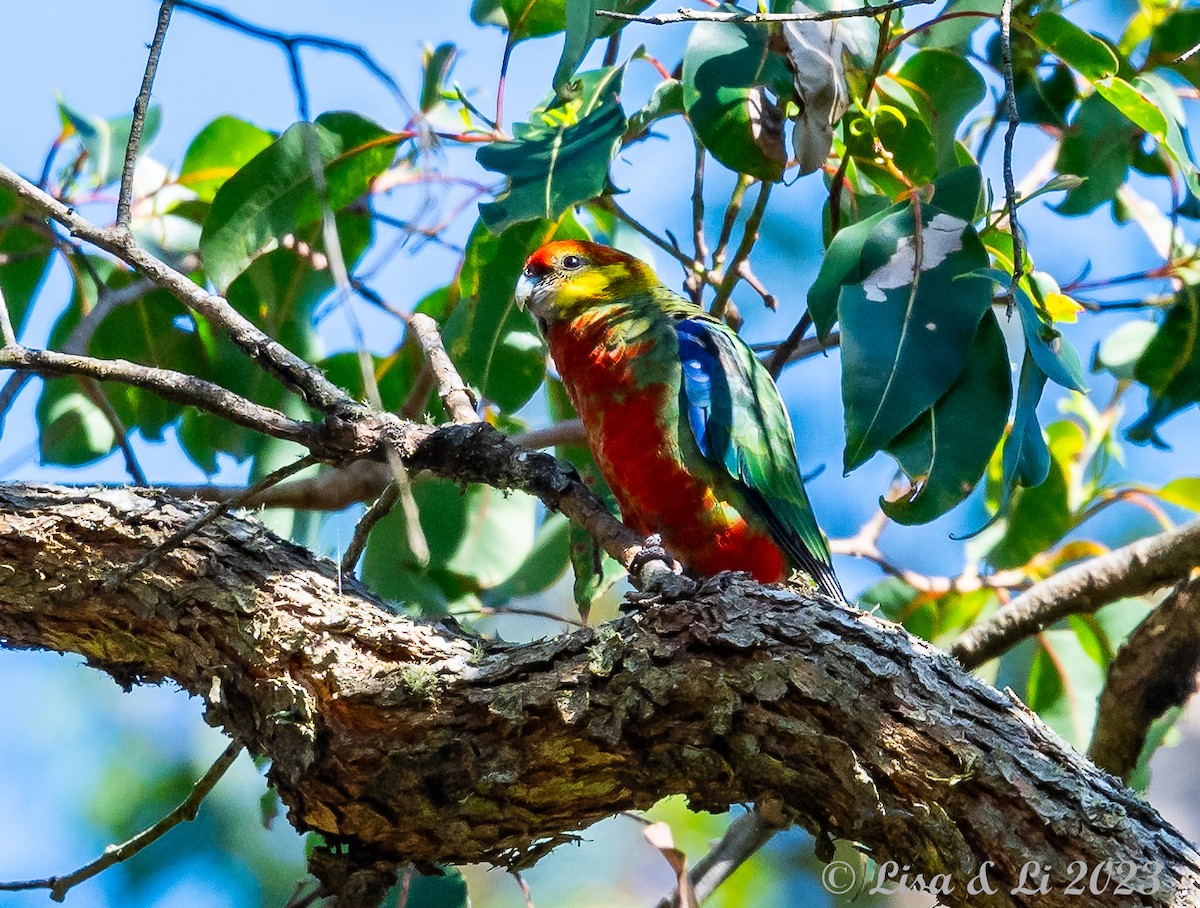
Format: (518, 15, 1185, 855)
(477, 67, 626, 231)
(1028, 12, 1118, 82)
(201, 111, 403, 290)
(1158, 477, 1200, 513)
(896, 50, 986, 173)
(1093, 319, 1157, 381)
(179, 115, 275, 203)
(684, 15, 792, 181)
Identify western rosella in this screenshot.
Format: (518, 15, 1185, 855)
(515, 240, 844, 601)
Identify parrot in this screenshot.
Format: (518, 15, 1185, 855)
(515, 240, 845, 602)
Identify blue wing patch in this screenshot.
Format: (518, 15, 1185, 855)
(676, 319, 717, 459)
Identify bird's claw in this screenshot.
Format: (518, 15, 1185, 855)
(628, 534, 680, 577)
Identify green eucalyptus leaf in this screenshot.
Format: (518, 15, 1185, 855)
(834, 201, 994, 471)
(626, 78, 684, 140)
(1148, 7, 1200, 90)
(477, 67, 626, 231)
(420, 43, 458, 112)
(807, 202, 896, 338)
(1093, 319, 1157, 382)
(361, 480, 537, 615)
(481, 512, 571, 606)
(682, 16, 790, 181)
(1158, 477, 1200, 513)
(895, 51, 986, 174)
(201, 111, 403, 290)
(57, 96, 161, 188)
(0, 187, 54, 338)
(1055, 92, 1135, 215)
(1129, 286, 1200, 448)
(1014, 282, 1088, 393)
(882, 311, 1011, 524)
(180, 115, 275, 203)
(35, 382, 115, 466)
(553, 0, 653, 97)
(1028, 12, 1118, 82)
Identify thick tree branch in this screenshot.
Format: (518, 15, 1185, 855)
(1089, 577, 1200, 781)
(2, 484, 1199, 908)
(952, 520, 1200, 667)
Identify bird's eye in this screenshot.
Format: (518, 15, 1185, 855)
(560, 254, 583, 270)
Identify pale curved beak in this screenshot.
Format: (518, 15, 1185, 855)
(514, 271, 535, 310)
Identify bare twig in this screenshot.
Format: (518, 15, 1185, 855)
(655, 810, 779, 908)
(951, 520, 1200, 668)
(710, 182, 771, 320)
(766, 312, 812, 379)
(117, 0, 176, 230)
(511, 419, 586, 450)
(78, 379, 148, 484)
(0, 344, 318, 445)
(1089, 577, 1200, 781)
(999, 0, 1025, 309)
(0, 740, 242, 901)
(596, 0, 935, 26)
(409, 314, 480, 425)
(340, 481, 400, 575)
(173, 0, 410, 119)
(105, 454, 320, 588)
(686, 137, 708, 304)
(710, 175, 751, 275)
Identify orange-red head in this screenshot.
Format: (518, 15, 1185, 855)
(515, 240, 658, 323)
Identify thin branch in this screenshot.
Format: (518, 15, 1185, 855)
(687, 136, 708, 304)
(655, 810, 778, 908)
(710, 182, 771, 320)
(511, 419, 586, 450)
(78, 378, 148, 485)
(409, 313, 480, 425)
(173, 0, 410, 117)
(497, 35, 515, 130)
(104, 454, 320, 588)
(951, 520, 1200, 668)
(710, 175, 751, 275)
(0, 344, 319, 445)
(340, 482, 399, 575)
(766, 311, 812, 379)
(0, 162, 354, 413)
(1088, 577, 1200, 781)
(596, 0, 935, 26)
(999, 0, 1025, 310)
(117, 0, 176, 230)
(0, 740, 242, 901)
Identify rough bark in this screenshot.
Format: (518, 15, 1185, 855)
(1, 483, 1199, 908)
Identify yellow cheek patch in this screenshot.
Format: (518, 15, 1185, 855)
(557, 270, 616, 308)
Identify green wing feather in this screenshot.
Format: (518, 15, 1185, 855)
(671, 307, 844, 601)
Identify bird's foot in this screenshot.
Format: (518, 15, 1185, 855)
(623, 535, 694, 611)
